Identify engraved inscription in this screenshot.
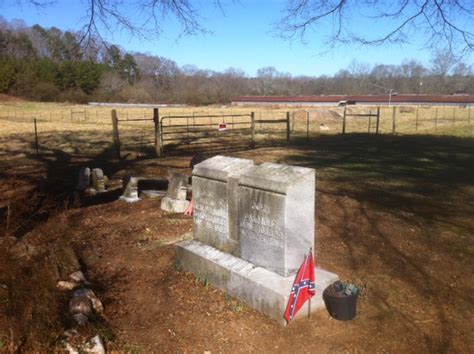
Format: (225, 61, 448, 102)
(240, 199, 284, 249)
(195, 192, 228, 237)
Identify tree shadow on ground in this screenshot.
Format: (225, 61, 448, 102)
(285, 133, 474, 352)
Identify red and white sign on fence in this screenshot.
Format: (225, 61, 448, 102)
(218, 123, 227, 131)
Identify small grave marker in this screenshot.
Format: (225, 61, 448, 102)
(161, 173, 190, 213)
(76, 167, 91, 191)
(91, 168, 107, 192)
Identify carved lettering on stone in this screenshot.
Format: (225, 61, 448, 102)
(238, 162, 315, 277)
(192, 156, 254, 255)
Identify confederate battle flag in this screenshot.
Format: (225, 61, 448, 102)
(284, 249, 316, 323)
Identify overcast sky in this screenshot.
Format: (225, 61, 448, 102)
(2, 0, 466, 76)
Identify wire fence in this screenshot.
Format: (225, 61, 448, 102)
(0, 105, 472, 158)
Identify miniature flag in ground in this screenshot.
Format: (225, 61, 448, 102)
(284, 250, 316, 323)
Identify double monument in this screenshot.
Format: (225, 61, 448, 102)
(176, 155, 338, 324)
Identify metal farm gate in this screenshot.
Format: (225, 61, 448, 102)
(111, 108, 291, 158)
(158, 113, 254, 155)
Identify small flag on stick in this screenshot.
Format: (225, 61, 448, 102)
(284, 249, 316, 323)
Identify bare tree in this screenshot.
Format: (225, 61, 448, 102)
(14, 0, 220, 45)
(13, 1, 474, 57)
(275, 0, 474, 57)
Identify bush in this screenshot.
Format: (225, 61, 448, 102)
(57, 89, 90, 104)
(28, 82, 60, 102)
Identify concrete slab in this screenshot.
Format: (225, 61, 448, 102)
(141, 190, 167, 198)
(176, 239, 338, 325)
(119, 195, 140, 203)
(161, 197, 190, 213)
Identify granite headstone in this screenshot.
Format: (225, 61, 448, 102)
(192, 155, 254, 255)
(176, 158, 338, 325)
(238, 162, 315, 276)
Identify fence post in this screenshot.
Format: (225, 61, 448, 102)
(415, 106, 419, 131)
(286, 112, 291, 143)
(34, 118, 39, 156)
(392, 106, 396, 134)
(306, 111, 310, 142)
(468, 106, 472, 134)
(435, 107, 438, 131)
(342, 106, 347, 134)
(376, 107, 380, 134)
(368, 110, 372, 133)
(111, 109, 121, 159)
(251, 112, 255, 147)
(453, 106, 455, 124)
(153, 108, 162, 157)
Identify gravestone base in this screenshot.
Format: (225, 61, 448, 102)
(161, 197, 190, 213)
(140, 190, 167, 198)
(119, 195, 140, 203)
(176, 239, 338, 326)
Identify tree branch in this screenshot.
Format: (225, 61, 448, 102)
(275, 0, 474, 57)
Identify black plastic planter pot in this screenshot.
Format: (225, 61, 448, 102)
(323, 286, 358, 321)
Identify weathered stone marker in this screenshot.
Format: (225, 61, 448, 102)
(120, 177, 168, 202)
(238, 162, 315, 276)
(193, 156, 254, 255)
(176, 156, 338, 325)
(91, 168, 107, 192)
(161, 173, 190, 213)
(76, 167, 91, 191)
(166, 173, 189, 200)
(120, 177, 140, 202)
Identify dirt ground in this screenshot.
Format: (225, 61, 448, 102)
(1, 132, 473, 352)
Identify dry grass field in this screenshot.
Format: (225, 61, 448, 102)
(0, 101, 472, 159)
(0, 100, 473, 352)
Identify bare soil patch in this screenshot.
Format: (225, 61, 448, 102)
(0, 94, 25, 102)
(1, 133, 473, 352)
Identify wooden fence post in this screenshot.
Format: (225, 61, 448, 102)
(415, 106, 419, 131)
(452, 106, 455, 124)
(34, 118, 39, 156)
(342, 106, 347, 134)
(376, 107, 380, 134)
(286, 112, 291, 143)
(435, 107, 438, 131)
(368, 110, 372, 133)
(111, 109, 121, 159)
(392, 106, 396, 134)
(306, 111, 310, 141)
(153, 108, 162, 157)
(251, 112, 255, 147)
